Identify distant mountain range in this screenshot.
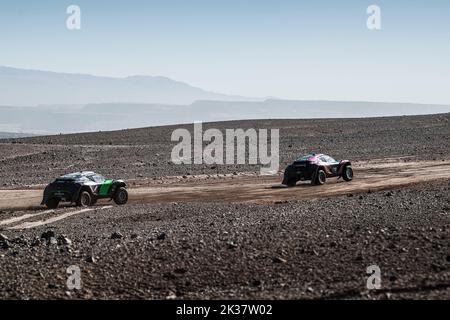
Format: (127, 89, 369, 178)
(0, 131, 37, 139)
(0, 66, 258, 106)
(1, 66, 450, 134)
(1, 101, 450, 134)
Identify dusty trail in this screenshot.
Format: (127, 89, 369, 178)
(0, 159, 449, 211)
(130, 159, 450, 204)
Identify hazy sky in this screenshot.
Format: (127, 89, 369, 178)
(0, 0, 449, 104)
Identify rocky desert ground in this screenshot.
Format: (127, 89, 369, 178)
(0, 113, 449, 299)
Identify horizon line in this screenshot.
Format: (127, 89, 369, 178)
(1, 64, 450, 106)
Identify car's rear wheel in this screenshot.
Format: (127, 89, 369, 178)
(77, 191, 92, 207)
(342, 166, 354, 181)
(283, 177, 297, 187)
(114, 187, 128, 205)
(45, 198, 60, 209)
(313, 169, 326, 185)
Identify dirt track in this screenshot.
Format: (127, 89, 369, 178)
(1, 158, 449, 211)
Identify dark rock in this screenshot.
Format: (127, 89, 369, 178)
(156, 232, 166, 240)
(41, 230, 55, 241)
(57, 235, 72, 246)
(31, 237, 41, 247)
(86, 255, 97, 263)
(227, 241, 238, 249)
(111, 231, 124, 239)
(354, 255, 363, 261)
(272, 256, 287, 263)
(0, 233, 10, 249)
(251, 279, 262, 287)
(174, 268, 187, 275)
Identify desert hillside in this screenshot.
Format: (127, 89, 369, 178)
(0, 114, 449, 299)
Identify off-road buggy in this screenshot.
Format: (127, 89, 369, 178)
(41, 171, 128, 209)
(282, 154, 353, 186)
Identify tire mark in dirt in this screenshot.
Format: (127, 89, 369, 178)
(6, 206, 113, 230)
(0, 209, 54, 226)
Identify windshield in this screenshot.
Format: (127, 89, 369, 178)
(320, 155, 337, 163)
(89, 175, 106, 183)
(296, 154, 316, 161)
(55, 173, 81, 182)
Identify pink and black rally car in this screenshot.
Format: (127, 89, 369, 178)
(282, 153, 353, 186)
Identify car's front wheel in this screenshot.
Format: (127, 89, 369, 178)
(114, 187, 128, 205)
(342, 166, 354, 181)
(77, 191, 92, 207)
(313, 169, 326, 185)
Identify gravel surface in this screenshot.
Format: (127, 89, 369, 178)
(0, 181, 448, 299)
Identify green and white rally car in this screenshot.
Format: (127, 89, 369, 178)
(41, 171, 128, 209)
